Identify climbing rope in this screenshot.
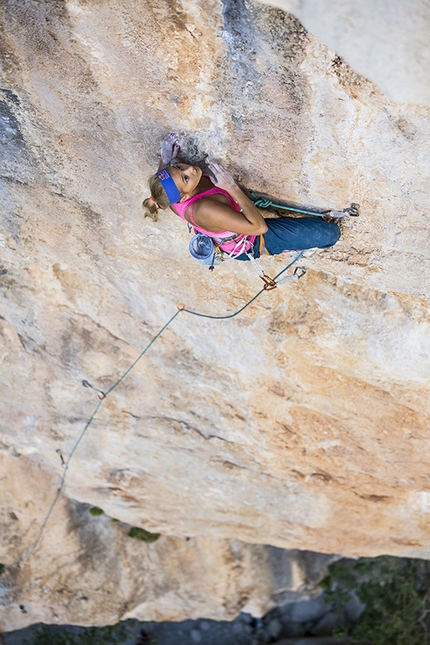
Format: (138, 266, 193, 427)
(1, 251, 305, 575)
(181, 251, 305, 319)
(251, 194, 360, 219)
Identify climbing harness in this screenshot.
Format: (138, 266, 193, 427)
(189, 232, 307, 288)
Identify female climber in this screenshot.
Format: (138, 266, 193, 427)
(142, 133, 340, 263)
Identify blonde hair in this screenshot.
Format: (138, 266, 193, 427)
(142, 172, 184, 221)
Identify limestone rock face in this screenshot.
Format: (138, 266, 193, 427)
(260, 0, 430, 106)
(1, 454, 334, 628)
(1, 0, 430, 632)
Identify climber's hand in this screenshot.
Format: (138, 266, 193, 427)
(161, 132, 180, 165)
(207, 162, 237, 191)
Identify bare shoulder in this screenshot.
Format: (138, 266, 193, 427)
(191, 195, 242, 232)
(193, 193, 231, 214)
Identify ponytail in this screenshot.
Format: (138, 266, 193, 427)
(142, 172, 177, 221)
(142, 196, 160, 221)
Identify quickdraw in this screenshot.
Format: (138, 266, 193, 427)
(82, 379, 106, 399)
(260, 265, 307, 290)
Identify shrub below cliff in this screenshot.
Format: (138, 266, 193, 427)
(322, 556, 430, 644)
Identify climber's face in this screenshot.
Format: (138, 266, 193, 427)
(168, 163, 202, 199)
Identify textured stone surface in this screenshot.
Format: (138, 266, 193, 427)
(260, 0, 430, 106)
(1, 454, 331, 629)
(1, 0, 430, 632)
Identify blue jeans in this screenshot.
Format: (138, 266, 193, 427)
(235, 217, 340, 260)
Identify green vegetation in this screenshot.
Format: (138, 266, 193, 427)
(0, 563, 5, 576)
(89, 506, 104, 517)
(322, 556, 430, 644)
(128, 526, 161, 543)
(86, 507, 161, 543)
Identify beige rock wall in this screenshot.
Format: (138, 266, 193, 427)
(260, 0, 430, 106)
(1, 0, 430, 631)
(1, 454, 332, 628)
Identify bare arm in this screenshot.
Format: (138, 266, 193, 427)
(192, 162, 268, 235)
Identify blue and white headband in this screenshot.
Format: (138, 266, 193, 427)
(156, 168, 181, 205)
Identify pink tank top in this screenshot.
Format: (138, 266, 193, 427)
(173, 184, 256, 256)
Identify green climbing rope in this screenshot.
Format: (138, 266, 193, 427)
(252, 194, 360, 218)
(183, 250, 304, 319)
(252, 194, 328, 217)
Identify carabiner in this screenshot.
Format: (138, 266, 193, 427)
(348, 203, 360, 217)
(294, 266, 307, 279)
(261, 274, 277, 290)
(82, 379, 106, 399)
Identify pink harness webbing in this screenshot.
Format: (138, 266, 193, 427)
(173, 184, 256, 256)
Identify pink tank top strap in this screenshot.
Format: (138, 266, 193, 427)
(172, 182, 257, 255)
(174, 186, 239, 220)
(187, 203, 198, 227)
